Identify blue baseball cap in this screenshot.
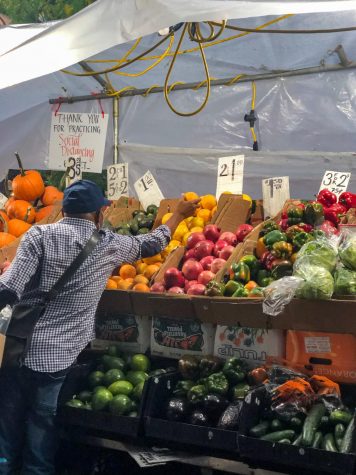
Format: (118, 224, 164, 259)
(63, 179, 110, 213)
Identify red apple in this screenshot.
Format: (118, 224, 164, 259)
(213, 239, 228, 257)
(236, 224, 253, 243)
(203, 224, 221, 243)
(164, 267, 185, 288)
(211, 258, 226, 274)
(182, 249, 196, 262)
(187, 283, 206, 295)
(200, 255, 215, 271)
(194, 240, 214, 260)
(186, 232, 206, 250)
(198, 270, 215, 286)
(220, 231, 237, 246)
(185, 279, 198, 292)
(168, 286, 185, 294)
(219, 245, 235, 260)
(182, 259, 204, 281)
(150, 282, 166, 293)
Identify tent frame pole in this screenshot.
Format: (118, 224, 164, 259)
(113, 96, 119, 164)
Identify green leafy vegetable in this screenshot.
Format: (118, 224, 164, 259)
(294, 264, 334, 300)
(339, 236, 356, 271)
(295, 239, 337, 273)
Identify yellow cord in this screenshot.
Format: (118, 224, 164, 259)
(226, 74, 245, 86)
(143, 84, 160, 97)
(86, 37, 142, 65)
(251, 80, 256, 109)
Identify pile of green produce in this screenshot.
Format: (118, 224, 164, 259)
(165, 355, 267, 430)
(65, 349, 167, 417)
(114, 204, 158, 236)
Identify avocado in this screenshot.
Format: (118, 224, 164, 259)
(132, 210, 143, 218)
(129, 222, 139, 235)
(139, 217, 154, 229)
(146, 204, 158, 215)
(117, 229, 131, 236)
(137, 228, 149, 235)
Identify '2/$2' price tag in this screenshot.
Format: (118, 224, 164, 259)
(262, 176, 290, 219)
(134, 170, 164, 210)
(107, 163, 129, 200)
(319, 170, 351, 197)
(216, 155, 245, 199)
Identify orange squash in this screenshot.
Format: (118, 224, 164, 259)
(12, 153, 45, 201)
(0, 232, 16, 248)
(7, 200, 36, 223)
(41, 186, 63, 206)
(7, 219, 32, 238)
(35, 205, 54, 223)
(4, 197, 15, 213)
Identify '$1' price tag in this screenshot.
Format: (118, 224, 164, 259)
(319, 170, 351, 198)
(65, 157, 82, 187)
(134, 170, 164, 210)
(262, 176, 290, 219)
(107, 163, 129, 200)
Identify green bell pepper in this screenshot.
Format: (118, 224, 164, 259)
(222, 357, 246, 385)
(232, 287, 249, 297)
(285, 225, 304, 241)
(207, 372, 229, 395)
(287, 205, 304, 220)
(199, 356, 223, 377)
(248, 287, 264, 297)
(270, 260, 293, 279)
(231, 383, 250, 400)
(257, 269, 275, 287)
(304, 202, 324, 226)
(259, 220, 281, 237)
(271, 241, 293, 259)
(205, 280, 225, 297)
(224, 280, 243, 296)
(187, 384, 207, 403)
(173, 380, 195, 397)
(240, 255, 260, 279)
(264, 230, 287, 248)
(292, 231, 314, 250)
(232, 262, 250, 283)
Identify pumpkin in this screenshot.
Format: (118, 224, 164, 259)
(7, 200, 36, 223)
(12, 153, 45, 201)
(35, 205, 54, 223)
(41, 186, 63, 206)
(0, 232, 16, 248)
(4, 196, 15, 213)
(7, 219, 32, 238)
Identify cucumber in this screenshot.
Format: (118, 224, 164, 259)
(249, 420, 270, 438)
(322, 433, 338, 452)
(334, 423, 346, 439)
(292, 434, 303, 446)
(340, 412, 356, 454)
(290, 417, 303, 430)
(279, 439, 291, 444)
(312, 431, 323, 449)
(270, 419, 284, 432)
(330, 410, 352, 426)
(261, 430, 295, 442)
(302, 403, 326, 447)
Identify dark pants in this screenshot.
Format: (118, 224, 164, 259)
(0, 365, 69, 475)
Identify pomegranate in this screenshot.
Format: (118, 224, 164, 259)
(198, 270, 215, 286)
(220, 231, 237, 246)
(164, 267, 185, 288)
(182, 260, 203, 281)
(185, 279, 198, 293)
(187, 283, 206, 295)
(168, 286, 185, 294)
(194, 240, 214, 260)
(150, 282, 166, 293)
(200, 255, 215, 271)
(235, 224, 253, 243)
(203, 224, 221, 243)
(211, 258, 226, 274)
(213, 239, 228, 257)
(219, 245, 235, 261)
(186, 232, 206, 250)
(183, 248, 196, 262)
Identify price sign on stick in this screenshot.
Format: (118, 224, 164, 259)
(319, 170, 351, 197)
(107, 163, 129, 200)
(262, 176, 290, 219)
(65, 156, 82, 187)
(134, 170, 164, 210)
(216, 155, 245, 199)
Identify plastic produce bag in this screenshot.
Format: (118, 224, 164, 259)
(263, 276, 303, 316)
(338, 234, 356, 270)
(294, 263, 334, 300)
(334, 267, 356, 296)
(295, 238, 338, 273)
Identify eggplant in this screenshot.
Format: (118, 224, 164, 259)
(203, 394, 229, 418)
(217, 401, 243, 430)
(166, 398, 189, 422)
(190, 409, 210, 426)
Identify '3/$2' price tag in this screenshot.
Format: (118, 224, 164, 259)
(262, 176, 290, 219)
(319, 170, 351, 198)
(216, 155, 245, 200)
(134, 170, 164, 210)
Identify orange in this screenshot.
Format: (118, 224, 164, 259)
(184, 191, 199, 201)
(144, 264, 160, 279)
(154, 262, 163, 268)
(134, 275, 149, 285)
(106, 279, 117, 290)
(211, 205, 217, 217)
(185, 217, 194, 226)
(143, 254, 163, 265)
(135, 262, 147, 275)
(197, 208, 211, 224)
(119, 264, 136, 279)
(161, 212, 173, 225)
(111, 276, 123, 283)
(201, 194, 217, 210)
(132, 283, 150, 293)
(117, 279, 134, 290)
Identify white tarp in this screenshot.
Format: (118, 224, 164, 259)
(2, 0, 356, 89)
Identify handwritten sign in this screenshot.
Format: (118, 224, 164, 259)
(65, 157, 82, 187)
(319, 170, 351, 197)
(107, 163, 129, 200)
(216, 155, 244, 199)
(262, 176, 290, 218)
(48, 112, 109, 173)
(0, 193, 8, 210)
(134, 171, 164, 210)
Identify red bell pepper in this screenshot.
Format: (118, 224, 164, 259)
(323, 209, 340, 226)
(260, 251, 277, 271)
(298, 223, 313, 233)
(278, 218, 289, 231)
(339, 192, 356, 210)
(318, 220, 340, 236)
(317, 189, 337, 208)
(328, 203, 347, 215)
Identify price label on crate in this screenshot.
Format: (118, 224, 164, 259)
(65, 156, 82, 187)
(216, 155, 245, 199)
(262, 176, 290, 219)
(0, 193, 8, 209)
(319, 170, 351, 197)
(134, 170, 164, 210)
(107, 163, 129, 200)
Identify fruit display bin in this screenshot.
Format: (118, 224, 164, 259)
(237, 386, 356, 475)
(58, 363, 151, 438)
(144, 372, 239, 452)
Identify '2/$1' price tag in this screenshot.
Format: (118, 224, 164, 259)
(319, 170, 351, 198)
(134, 170, 164, 210)
(216, 155, 245, 200)
(262, 176, 290, 219)
(107, 163, 129, 200)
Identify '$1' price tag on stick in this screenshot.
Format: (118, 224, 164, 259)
(65, 157, 82, 187)
(262, 176, 290, 219)
(319, 170, 351, 198)
(216, 155, 245, 200)
(107, 163, 129, 200)
(134, 170, 164, 210)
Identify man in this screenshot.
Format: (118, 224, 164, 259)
(0, 180, 199, 475)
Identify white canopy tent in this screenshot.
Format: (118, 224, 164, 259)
(1, 0, 356, 198)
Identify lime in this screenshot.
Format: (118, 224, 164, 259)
(126, 370, 149, 387)
(108, 380, 133, 396)
(93, 385, 107, 393)
(66, 399, 84, 409)
(132, 381, 145, 401)
(130, 354, 151, 372)
(109, 394, 132, 416)
(78, 390, 92, 403)
(103, 369, 125, 387)
(102, 355, 125, 371)
(146, 204, 158, 215)
(88, 371, 105, 388)
(91, 388, 113, 411)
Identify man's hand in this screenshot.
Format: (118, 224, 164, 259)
(163, 196, 201, 235)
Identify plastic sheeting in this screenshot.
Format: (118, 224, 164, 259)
(2, 0, 356, 90)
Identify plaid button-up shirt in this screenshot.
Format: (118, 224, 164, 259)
(0, 218, 170, 372)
